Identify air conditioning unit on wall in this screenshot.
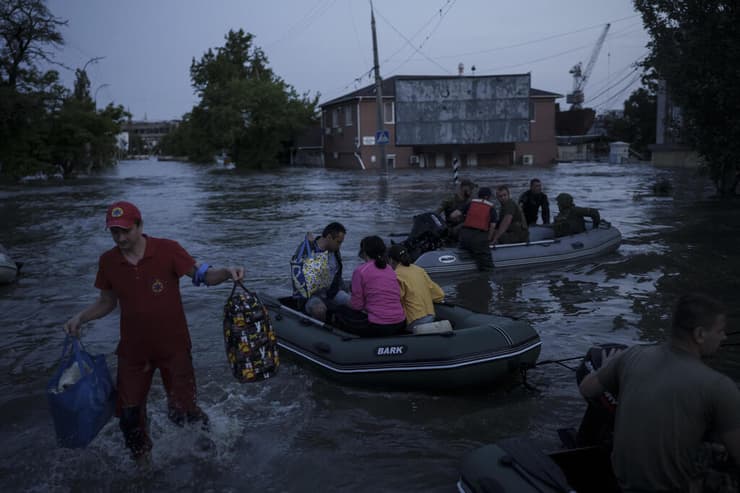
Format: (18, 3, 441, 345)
(522, 154, 534, 165)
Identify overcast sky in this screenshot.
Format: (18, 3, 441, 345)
(46, 0, 650, 121)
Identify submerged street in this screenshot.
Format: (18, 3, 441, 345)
(1, 159, 738, 492)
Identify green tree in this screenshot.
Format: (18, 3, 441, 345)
(48, 69, 128, 175)
(0, 1, 127, 178)
(168, 29, 318, 167)
(634, 0, 740, 194)
(603, 87, 656, 158)
(0, 0, 66, 177)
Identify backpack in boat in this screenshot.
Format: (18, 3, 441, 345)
(223, 282, 279, 383)
(402, 212, 447, 262)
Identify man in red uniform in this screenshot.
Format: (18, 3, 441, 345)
(64, 201, 244, 466)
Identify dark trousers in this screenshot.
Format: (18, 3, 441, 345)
(459, 227, 493, 271)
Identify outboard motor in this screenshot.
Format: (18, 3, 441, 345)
(567, 343, 627, 449)
(401, 212, 447, 262)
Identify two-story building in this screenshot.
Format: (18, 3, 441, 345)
(320, 75, 562, 169)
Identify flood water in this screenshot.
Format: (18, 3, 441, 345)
(1, 159, 739, 492)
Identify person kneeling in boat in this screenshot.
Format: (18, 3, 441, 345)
(552, 193, 600, 238)
(388, 244, 445, 330)
(579, 293, 740, 493)
(346, 236, 406, 337)
(438, 177, 476, 243)
(490, 185, 529, 246)
(290, 222, 350, 322)
(459, 187, 498, 271)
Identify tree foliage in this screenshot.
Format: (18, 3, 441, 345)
(603, 87, 656, 158)
(634, 0, 740, 194)
(0, 0, 126, 179)
(162, 29, 319, 168)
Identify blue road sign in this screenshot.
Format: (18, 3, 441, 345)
(375, 130, 390, 145)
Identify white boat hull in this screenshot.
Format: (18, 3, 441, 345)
(0, 251, 18, 284)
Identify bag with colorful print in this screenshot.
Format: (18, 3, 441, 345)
(290, 235, 331, 300)
(223, 281, 279, 383)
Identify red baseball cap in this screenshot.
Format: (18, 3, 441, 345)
(106, 201, 142, 229)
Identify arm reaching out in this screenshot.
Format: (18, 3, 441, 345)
(188, 263, 245, 286)
(64, 290, 118, 337)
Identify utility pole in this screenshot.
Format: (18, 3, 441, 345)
(370, 1, 387, 172)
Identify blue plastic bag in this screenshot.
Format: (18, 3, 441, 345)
(46, 335, 116, 448)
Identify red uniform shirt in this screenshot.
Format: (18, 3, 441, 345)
(95, 236, 196, 360)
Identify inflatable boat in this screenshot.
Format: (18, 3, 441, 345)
(413, 222, 621, 275)
(261, 295, 541, 391)
(457, 438, 618, 493)
(0, 245, 20, 284)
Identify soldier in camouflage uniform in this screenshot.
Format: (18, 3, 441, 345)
(438, 178, 476, 242)
(553, 193, 600, 237)
(491, 185, 529, 245)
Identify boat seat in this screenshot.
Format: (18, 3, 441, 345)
(411, 319, 453, 335)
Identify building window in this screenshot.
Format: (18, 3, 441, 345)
(332, 108, 340, 128)
(384, 101, 394, 124)
(530, 101, 536, 122)
(345, 105, 353, 126)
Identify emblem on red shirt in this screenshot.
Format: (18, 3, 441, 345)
(151, 279, 165, 293)
(111, 207, 124, 218)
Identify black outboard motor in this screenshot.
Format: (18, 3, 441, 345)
(568, 343, 627, 449)
(401, 212, 447, 262)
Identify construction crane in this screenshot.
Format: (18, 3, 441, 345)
(566, 23, 611, 109)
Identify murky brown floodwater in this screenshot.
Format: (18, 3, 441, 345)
(1, 159, 739, 492)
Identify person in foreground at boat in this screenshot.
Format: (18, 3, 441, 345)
(459, 187, 498, 271)
(490, 185, 529, 246)
(579, 293, 740, 493)
(552, 193, 600, 237)
(290, 222, 350, 322)
(518, 178, 550, 226)
(387, 244, 444, 329)
(438, 177, 476, 242)
(347, 236, 406, 337)
(63, 201, 244, 467)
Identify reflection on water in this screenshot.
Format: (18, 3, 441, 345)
(1, 159, 739, 492)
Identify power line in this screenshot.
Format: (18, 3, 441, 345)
(322, 0, 456, 100)
(264, 0, 338, 50)
(590, 72, 643, 110)
(385, 0, 459, 74)
(348, 0, 371, 69)
(586, 64, 642, 105)
(373, 4, 454, 74)
(463, 22, 643, 74)
(586, 51, 648, 102)
(380, 0, 453, 66)
(432, 14, 641, 60)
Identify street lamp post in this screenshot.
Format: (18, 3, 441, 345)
(94, 83, 110, 108)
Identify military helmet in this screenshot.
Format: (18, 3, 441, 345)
(556, 193, 574, 207)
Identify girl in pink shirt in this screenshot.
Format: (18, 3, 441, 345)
(349, 236, 406, 337)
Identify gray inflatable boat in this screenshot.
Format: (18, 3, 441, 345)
(414, 222, 621, 275)
(261, 295, 541, 391)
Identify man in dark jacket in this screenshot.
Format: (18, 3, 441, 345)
(552, 193, 600, 237)
(291, 222, 349, 321)
(518, 178, 550, 225)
